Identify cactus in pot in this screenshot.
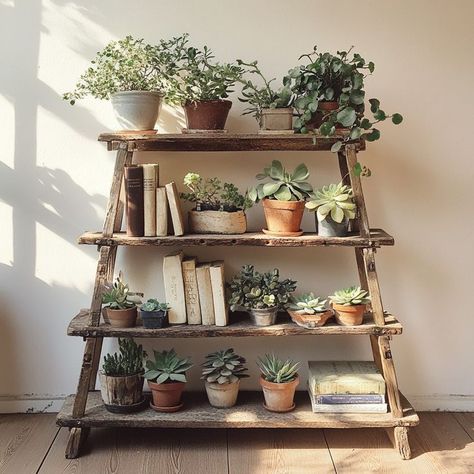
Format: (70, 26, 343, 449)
(329, 286, 371, 326)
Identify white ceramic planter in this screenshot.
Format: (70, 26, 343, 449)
(205, 380, 240, 408)
(111, 91, 163, 131)
(188, 210, 247, 234)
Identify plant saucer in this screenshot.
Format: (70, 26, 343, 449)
(262, 229, 303, 237)
(263, 402, 296, 413)
(104, 397, 148, 414)
(149, 401, 184, 413)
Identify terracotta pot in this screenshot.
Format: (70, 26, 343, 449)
(260, 375, 299, 412)
(105, 307, 137, 328)
(99, 372, 145, 413)
(333, 303, 366, 326)
(205, 380, 240, 408)
(189, 210, 247, 234)
(306, 101, 345, 130)
(183, 100, 232, 130)
(249, 307, 278, 326)
(262, 199, 305, 236)
(287, 309, 334, 328)
(148, 380, 185, 411)
(260, 108, 293, 131)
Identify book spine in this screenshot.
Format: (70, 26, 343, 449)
(309, 399, 388, 413)
(163, 252, 186, 324)
(142, 164, 158, 237)
(196, 264, 215, 325)
(155, 187, 168, 236)
(124, 165, 144, 237)
(165, 182, 184, 236)
(314, 394, 385, 404)
(182, 258, 202, 325)
(210, 261, 228, 327)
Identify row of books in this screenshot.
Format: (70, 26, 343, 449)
(163, 251, 228, 326)
(125, 164, 184, 237)
(308, 361, 387, 413)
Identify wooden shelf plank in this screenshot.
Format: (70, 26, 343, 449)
(57, 391, 419, 429)
(68, 311, 402, 338)
(78, 228, 394, 248)
(98, 132, 364, 152)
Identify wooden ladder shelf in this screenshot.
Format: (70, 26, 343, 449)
(57, 133, 418, 460)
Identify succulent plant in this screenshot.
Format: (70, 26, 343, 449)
(228, 265, 297, 310)
(201, 348, 249, 385)
(305, 182, 356, 223)
(140, 299, 170, 312)
(329, 286, 371, 306)
(102, 272, 141, 310)
(257, 354, 299, 384)
(288, 293, 328, 314)
(144, 349, 193, 384)
(102, 338, 147, 377)
(248, 160, 313, 203)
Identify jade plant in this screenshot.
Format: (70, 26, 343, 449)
(201, 348, 249, 384)
(102, 338, 147, 377)
(144, 349, 193, 384)
(288, 293, 328, 314)
(140, 299, 169, 312)
(228, 265, 297, 310)
(329, 286, 370, 306)
(257, 354, 299, 383)
(102, 273, 141, 309)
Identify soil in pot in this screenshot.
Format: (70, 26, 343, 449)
(148, 380, 185, 412)
(249, 307, 278, 326)
(260, 108, 293, 131)
(205, 380, 240, 408)
(333, 303, 366, 326)
(262, 199, 305, 236)
(260, 375, 299, 412)
(189, 210, 247, 234)
(105, 307, 137, 328)
(99, 372, 146, 413)
(140, 310, 168, 329)
(183, 100, 232, 130)
(316, 215, 349, 237)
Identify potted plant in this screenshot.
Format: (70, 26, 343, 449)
(305, 182, 357, 237)
(64, 35, 185, 131)
(102, 273, 141, 328)
(237, 60, 293, 132)
(144, 349, 192, 412)
(329, 286, 371, 326)
(287, 293, 333, 328)
(248, 160, 313, 236)
(180, 173, 252, 234)
(228, 265, 297, 326)
(257, 354, 299, 413)
(201, 348, 249, 408)
(139, 299, 170, 329)
(99, 338, 147, 413)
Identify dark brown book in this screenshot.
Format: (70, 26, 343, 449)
(125, 165, 144, 237)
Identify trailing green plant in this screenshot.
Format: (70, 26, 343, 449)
(329, 286, 371, 306)
(102, 338, 147, 376)
(144, 349, 193, 384)
(288, 293, 328, 314)
(236, 59, 292, 123)
(228, 265, 297, 310)
(248, 160, 313, 203)
(257, 354, 299, 383)
(102, 272, 141, 309)
(140, 299, 169, 312)
(181, 172, 252, 211)
(305, 182, 356, 223)
(201, 348, 249, 384)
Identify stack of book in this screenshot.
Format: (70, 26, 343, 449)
(308, 361, 387, 413)
(163, 251, 228, 327)
(124, 164, 184, 237)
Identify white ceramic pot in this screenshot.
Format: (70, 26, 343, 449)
(205, 380, 240, 408)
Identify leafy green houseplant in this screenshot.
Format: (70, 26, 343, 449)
(257, 354, 300, 412)
(287, 293, 333, 328)
(201, 348, 249, 408)
(305, 182, 356, 237)
(139, 299, 170, 329)
(248, 160, 313, 236)
(329, 286, 371, 326)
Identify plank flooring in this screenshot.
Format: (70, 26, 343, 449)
(0, 412, 472, 473)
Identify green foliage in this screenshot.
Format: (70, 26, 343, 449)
(140, 299, 169, 312)
(201, 348, 249, 384)
(305, 182, 356, 223)
(288, 293, 328, 314)
(257, 354, 299, 384)
(102, 272, 141, 310)
(329, 286, 371, 306)
(102, 338, 146, 377)
(248, 160, 313, 203)
(228, 265, 297, 310)
(144, 349, 193, 384)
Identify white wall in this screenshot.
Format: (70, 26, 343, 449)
(1, 0, 473, 413)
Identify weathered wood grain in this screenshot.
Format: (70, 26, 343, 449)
(386, 426, 412, 460)
(363, 248, 385, 325)
(378, 336, 403, 418)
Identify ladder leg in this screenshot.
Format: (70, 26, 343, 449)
(65, 427, 90, 459)
(378, 336, 403, 417)
(385, 427, 412, 460)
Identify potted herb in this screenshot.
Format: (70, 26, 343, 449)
(201, 348, 249, 408)
(305, 182, 356, 237)
(329, 286, 371, 326)
(248, 160, 313, 236)
(237, 60, 293, 132)
(229, 265, 297, 326)
(287, 293, 333, 328)
(99, 338, 147, 413)
(102, 273, 141, 328)
(144, 349, 192, 412)
(180, 173, 252, 234)
(257, 354, 299, 413)
(139, 299, 170, 329)
(64, 35, 184, 131)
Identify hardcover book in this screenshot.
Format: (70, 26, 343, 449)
(313, 394, 386, 404)
(308, 393, 388, 413)
(165, 182, 185, 236)
(155, 187, 168, 236)
(142, 164, 158, 237)
(124, 165, 144, 237)
(196, 263, 215, 325)
(182, 257, 202, 325)
(163, 251, 186, 324)
(209, 261, 228, 326)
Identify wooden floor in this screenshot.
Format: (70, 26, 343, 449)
(0, 413, 472, 473)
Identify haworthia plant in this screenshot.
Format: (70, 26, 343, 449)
(257, 354, 299, 384)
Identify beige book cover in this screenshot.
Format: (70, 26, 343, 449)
(209, 261, 228, 327)
(182, 257, 202, 325)
(196, 263, 215, 325)
(142, 164, 158, 237)
(163, 250, 186, 324)
(155, 187, 168, 236)
(165, 182, 184, 236)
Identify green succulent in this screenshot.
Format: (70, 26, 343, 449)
(305, 182, 356, 223)
(329, 286, 371, 306)
(140, 299, 169, 312)
(102, 338, 147, 377)
(248, 160, 313, 203)
(288, 293, 328, 314)
(144, 349, 193, 384)
(102, 272, 141, 310)
(257, 354, 299, 384)
(201, 348, 249, 384)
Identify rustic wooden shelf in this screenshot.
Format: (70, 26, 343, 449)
(57, 391, 419, 429)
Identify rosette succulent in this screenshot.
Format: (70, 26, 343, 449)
(329, 286, 371, 306)
(306, 182, 356, 223)
(201, 348, 249, 384)
(288, 293, 328, 314)
(102, 273, 141, 309)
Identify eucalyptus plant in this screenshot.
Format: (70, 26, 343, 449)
(102, 338, 146, 377)
(288, 293, 328, 314)
(257, 354, 299, 384)
(144, 349, 193, 384)
(201, 348, 249, 384)
(102, 272, 141, 310)
(140, 299, 169, 312)
(329, 286, 371, 306)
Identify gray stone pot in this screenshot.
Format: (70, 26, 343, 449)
(316, 214, 349, 237)
(249, 307, 278, 326)
(111, 91, 163, 130)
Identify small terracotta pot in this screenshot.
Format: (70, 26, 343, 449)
(287, 309, 334, 328)
(148, 380, 185, 410)
(183, 100, 232, 130)
(205, 380, 240, 408)
(260, 108, 293, 131)
(260, 375, 299, 412)
(333, 303, 366, 326)
(262, 199, 305, 236)
(105, 307, 137, 328)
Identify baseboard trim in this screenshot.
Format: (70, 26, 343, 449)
(407, 394, 474, 412)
